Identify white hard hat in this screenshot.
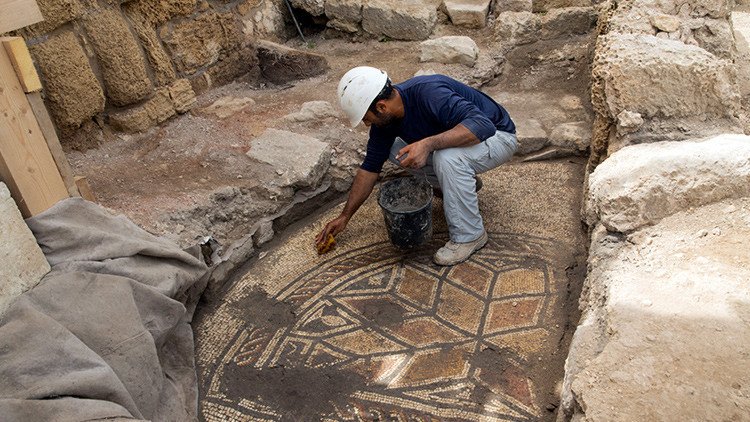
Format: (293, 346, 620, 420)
(337, 66, 388, 127)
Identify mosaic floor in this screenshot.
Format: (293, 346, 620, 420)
(194, 160, 586, 421)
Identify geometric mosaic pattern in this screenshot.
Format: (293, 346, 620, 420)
(199, 232, 566, 421)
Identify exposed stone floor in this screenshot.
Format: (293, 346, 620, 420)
(193, 158, 587, 421)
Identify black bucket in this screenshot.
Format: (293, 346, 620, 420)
(378, 177, 433, 249)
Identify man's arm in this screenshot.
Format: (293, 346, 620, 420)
(396, 123, 479, 169)
(316, 168, 380, 244)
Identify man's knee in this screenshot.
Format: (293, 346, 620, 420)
(433, 149, 468, 177)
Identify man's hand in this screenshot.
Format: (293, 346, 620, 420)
(396, 140, 431, 169)
(316, 214, 349, 245)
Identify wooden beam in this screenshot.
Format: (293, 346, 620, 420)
(1, 37, 42, 93)
(0, 41, 68, 217)
(0, 0, 43, 34)
(27, 92, 80, 197)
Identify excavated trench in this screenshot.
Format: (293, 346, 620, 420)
(190, 22, 595, 421)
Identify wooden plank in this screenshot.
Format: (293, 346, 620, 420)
(0, 0, 43, 34)
(0, 43, 68, 217)
(1, 37, 42, 93)
(74, 176, 96, 202)
(27, 92, 80, 197)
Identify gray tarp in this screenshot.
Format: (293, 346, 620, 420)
(0, 198, 209, 421)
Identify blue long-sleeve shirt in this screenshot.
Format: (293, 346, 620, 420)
(361, 74, 515, 173)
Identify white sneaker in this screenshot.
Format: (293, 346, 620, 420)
(433, 231, 488, 266)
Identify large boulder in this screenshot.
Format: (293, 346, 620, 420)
(0, 183, 50, 317)
(160, 11, 243, 74)
(592, 33, 741, 152)
(325, 0, 364, 32)
(419, 36, 479, 66)
(247, 129, 332, 189)
(563, 197, 750, 420)
(30, 31, 105, 133)
(443, 0, 491, 28)
(256, 40, 329, 84)
(585, 134, 750, 233)
(82, 8, 153, 107)
(361, 0, 437, 41)
(540, 6, 598, 39)
(494, 12, 541, 45)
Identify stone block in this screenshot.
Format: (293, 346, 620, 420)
(541, 7, 598, 39)
(593, 34, 741, 150)
(161, 12, 243, 74)
(566, 197, 750, 420)
(21, 0, 83, 36)
(291, 0, 325, 16)
(83, 8, 152, 107)
(444, 0, 491, 28)
(125, 0, 197, 25)
(283, 101, 339, 122)
(362, 0, 437, 41)
(549, 121, 590, 152)
(29, 31, 105, 133)
(246, 129, 332, 189)
(256, 40, 329, 84)
(238, 0, 287, 38)
(109, 88, 176, 133)
(532, 0, 592, 13)
(325, 0, 363, 24)
(126, 9, 178, 86)
(515, 118, 548, 154)
(0, 182, 50, 317)
(693, 19, 735, 59)
(585, 134, 750, 233)
(168, 78, 196, 113)
(494, 11, 540, 45)
(492, 0, 532, 13)
(420, 36, 478, 66)
(199, 96, 255, 119)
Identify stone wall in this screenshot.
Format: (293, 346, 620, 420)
(10, 0, 290, 146)
(0, 182, 50, 317)
(588, 0, 743, 164)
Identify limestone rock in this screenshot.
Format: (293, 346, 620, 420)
(541, 6, 598, 39)
(492, 0, 532, 13)
(693, 19, 736, 59)
(83, 8, 153, 107)
(495, 12, 540, 45)
(125, 0, 197, 25)
(549, 121, 590, 152)
(0, 183, 50, 317)
(585, 134, 750, 233)
(247, 129, 332, 189)
(200, 97, 255, 119)
(325, 0, 363, 31)
(532, 0, 592, 13)
(30, 31, 105, 133)
(419, 36, 478, 66)
(256, 40, 329, 84)
(616, 110, 643, 134)
(362, 0, 437, 41)
(109, 89, 176, 133)
(650, 14, 681, 32)
(168, 79, 197, 113)
(593, 34, 741, 151)
(444, 0, 491, 28)
(126, 7, 178, 86)
(291, 0, 325, 16)
(515, 119, 548, 154)
(252, 220, 274, 246)
(565, 198, 750, 421)
(161, 11, 243, 74)
(284, 101, 339, 122)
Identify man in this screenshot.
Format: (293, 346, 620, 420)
(316, 66, 517, 265)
